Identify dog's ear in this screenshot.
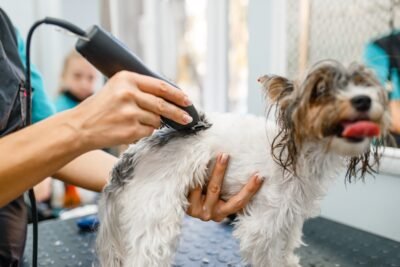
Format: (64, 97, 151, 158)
(258, 75, 294, 108)
(260, 75, 299, 176)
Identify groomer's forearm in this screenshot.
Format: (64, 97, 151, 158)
(390, 101, 400, 133)
(54, 150, 117, 192)
(0, 110, 88, 207)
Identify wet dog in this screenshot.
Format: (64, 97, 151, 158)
(97, 61, 390, 266)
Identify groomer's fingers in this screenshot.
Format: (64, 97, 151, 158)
(202, 153, 229, 220)
(134, 91, 193, 125)
(187, 186, 203, 217)
(214, 173, 265, 221)
(137, 109, 161, 128)
(128, 72, 191, 107)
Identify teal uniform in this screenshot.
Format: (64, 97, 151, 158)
(15, 30, 55, 123)
(364, 37, 400, 100)
(54, 92, 80, 112)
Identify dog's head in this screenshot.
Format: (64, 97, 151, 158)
(259, 60, 391, 180)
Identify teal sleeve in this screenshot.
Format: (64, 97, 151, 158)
(15, 29, 56, 123)
(54, 94, 79, 112)
(364, 42, 400, 100)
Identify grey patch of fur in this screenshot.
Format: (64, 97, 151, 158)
(107, 150, 140, 191)
(153, 113, 212, 146)
(106, 113, 212, 191)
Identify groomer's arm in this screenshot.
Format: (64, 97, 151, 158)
(0, 71, 192, 207)
(390, 101, 400, 133)
(54, 150, 117, 192)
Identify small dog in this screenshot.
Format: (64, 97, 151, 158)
(97, 61, 390, 267)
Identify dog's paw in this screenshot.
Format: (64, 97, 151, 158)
(285, 254, 301, 267)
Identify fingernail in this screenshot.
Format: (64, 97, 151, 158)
(255, 173, 265, 184)
(219, 153, 229, 164)
(183, 96, 192, 106)
(183, 114, 193, 124)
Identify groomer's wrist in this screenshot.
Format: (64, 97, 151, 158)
(62, 107, 95, 153)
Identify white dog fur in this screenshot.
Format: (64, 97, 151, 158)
(96, 61, 390, 267)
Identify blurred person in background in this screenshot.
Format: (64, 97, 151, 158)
(364, 40, 400, 146)
(55, 51, 99, 112)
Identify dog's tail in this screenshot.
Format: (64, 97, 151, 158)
(96, 187, 123, 267)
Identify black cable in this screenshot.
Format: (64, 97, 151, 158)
(25, 19, 46, 125)
(27, 190, 38, 267)
(25, 18, 86, 124)
(25, 19, 46, 267)
(24, 17, 86, 267)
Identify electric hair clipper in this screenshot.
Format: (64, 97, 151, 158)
(75, 25, 201, 131)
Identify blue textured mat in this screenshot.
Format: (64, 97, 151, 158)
(23, 215, 400, 266)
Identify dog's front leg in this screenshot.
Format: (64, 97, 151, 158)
(234, 210, 302, 267)
(283, 217, 304, 267)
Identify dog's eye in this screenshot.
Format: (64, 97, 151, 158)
(317, 85, 326, 95)
(312, 82, 328, 99)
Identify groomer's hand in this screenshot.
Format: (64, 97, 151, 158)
(69, 71, 193, 150)
(186, 153, 265, 222)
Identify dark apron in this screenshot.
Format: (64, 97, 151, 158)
(0, 8, 29, 267)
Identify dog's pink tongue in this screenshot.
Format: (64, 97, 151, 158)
(342, 121, 380, 138)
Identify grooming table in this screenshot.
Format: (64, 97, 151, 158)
(23, 215, 400, 267)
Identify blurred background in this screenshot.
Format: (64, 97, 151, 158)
(1, 0, 400, 242)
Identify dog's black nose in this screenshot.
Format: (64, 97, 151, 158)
(351, 95, 371, 112)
